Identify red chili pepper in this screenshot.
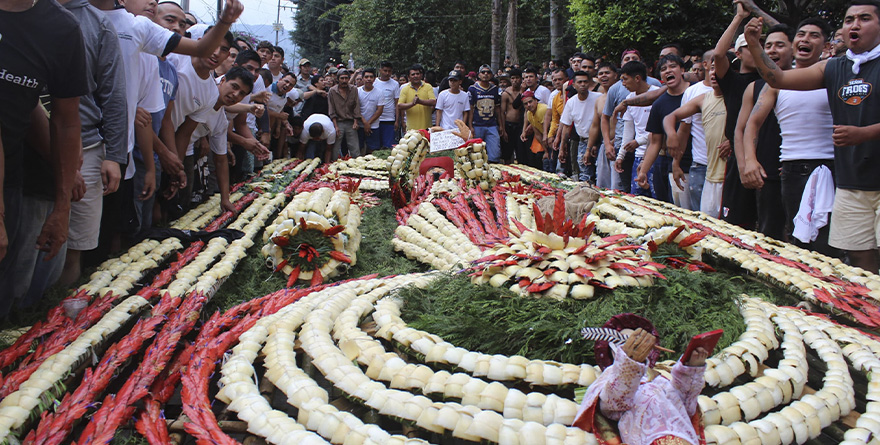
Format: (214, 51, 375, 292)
(274, 259, 288, 273)
(678, 230, 708, 248)
(527, 282, 554, 293)
(532, 202, 545, 232)
(571, 244, 588, 255)
(324, 225, 345, 237)
(573, 267, 594, 278)
(328, 250, 352, 263)
(582, 220, 596, 239)
(666, 225, 686, 243)
(310, 268, 323, 287)
(272, 235, 290, 247)
(287, 265, 301, 288)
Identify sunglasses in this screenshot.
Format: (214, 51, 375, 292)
(480, 70, 492, 74)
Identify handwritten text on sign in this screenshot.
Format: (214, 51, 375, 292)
(429, 129, 465, 153)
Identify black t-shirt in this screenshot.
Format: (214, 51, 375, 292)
(0, 0, 88, 189)
(752, 79, 782, 181)
(717, 70, 761, 145)
(824, 56, 880, 190)
(301, 89, 330, 120)
(645, 91, 693, 172)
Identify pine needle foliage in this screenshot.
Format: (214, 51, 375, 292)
(345, 199, 430, 279)
(211, 197, 428, 312)
(399, 268, 794, 364)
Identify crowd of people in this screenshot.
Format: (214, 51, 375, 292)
(2, 0, 880, 322)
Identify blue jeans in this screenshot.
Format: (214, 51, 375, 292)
(543, 153, 554, 173)
(133, 157, 161, 236)
(473, 126, 501, 162)
(631, 156, 655, 197)
(359, 126, 382, 152)
(688, 163, 706, 211)
(577, 140, 592, 182)
(653, 156, 673, 203)
(596, 143, 615, 189)
(378, 121, 396, 148)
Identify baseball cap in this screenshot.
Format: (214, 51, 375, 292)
(299, 58, 311, 66)
(479, 64, 492, 73)
(522, 90, 535, 99)
(448, 70, 463, 80)
(187, 24, 208, 40)
(735, 34, 748, 50)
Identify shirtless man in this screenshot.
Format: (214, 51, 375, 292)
(501, 68, 525, 164)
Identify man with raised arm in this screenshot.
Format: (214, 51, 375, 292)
(743, 10, 880, 266)
(732, 24, 794, 241)
(714, 1, 761, 229)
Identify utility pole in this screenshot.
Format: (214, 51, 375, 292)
(179, 0, 189, 11)
(217, 0, 221, 21)
(275, 0, 298, 46)
(274, 0, 282, 45)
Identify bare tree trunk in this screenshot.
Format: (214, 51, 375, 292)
(549, 0, 560, 60)
(491, 0, 502, 70)
(505, 0, 518, 65)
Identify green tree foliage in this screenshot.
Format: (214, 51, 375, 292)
(515, 0, 578, 62)
(291, 0, 346, 67)
(332, 0, 493, 71)
(568, 0, 734, 60)
(331, 0, 578, 73)
(741, 0, 849, 28)
(568, 0, 851, 62)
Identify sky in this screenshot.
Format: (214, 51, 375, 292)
(187, 0, 300, 65)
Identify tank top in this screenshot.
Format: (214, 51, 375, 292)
(775, 88, 834, 161)
(824, 56, 880, 190)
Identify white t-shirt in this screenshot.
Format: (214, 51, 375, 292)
(186, 106, 229, 157)
(435, 89, 470, 130)
(138, 54, 164, 114)
(549, 88, 560, 104)
(263, 63, 283, 84)
(775, 88, 835, 161)
(531, 85, 552, 105)
(266, 84, 290, 114)
(168, 53, 219, 130)
(104, 8, 175, 153)
(560, 91, 601, 139)
(245, 79, 268, 131)
(681, 81, 713, 165)
(622, 86, 658, 158)
(129, 54, 166, 180)
(300, 114, 336, 145)
(373, 77, 400, 122)
(358, 86, 383, 129)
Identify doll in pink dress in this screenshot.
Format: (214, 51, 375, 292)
(573, 314, 709, 445)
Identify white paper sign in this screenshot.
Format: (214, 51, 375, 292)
(429, 129, 465, 153)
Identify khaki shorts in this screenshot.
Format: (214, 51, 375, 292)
(829, 188, 880, 251)
(68, 142, 105, 251)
